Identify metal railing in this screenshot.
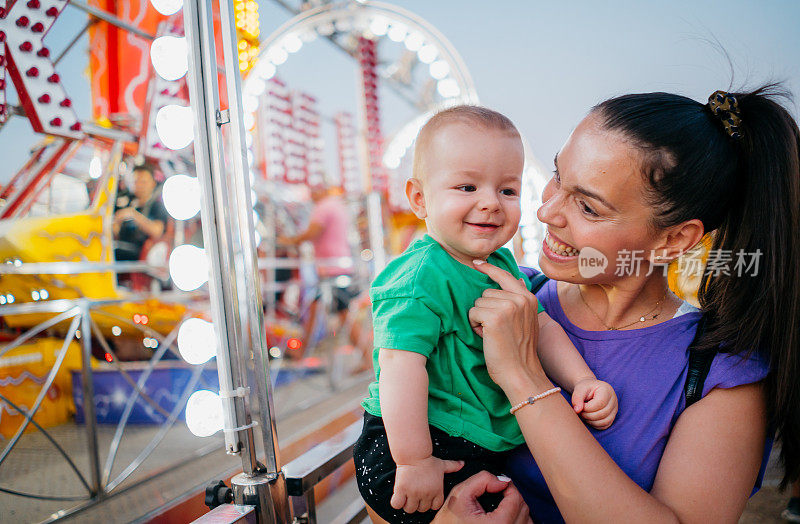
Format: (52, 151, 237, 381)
(0, 293, 217, 518)
(0, 256, 369, 521)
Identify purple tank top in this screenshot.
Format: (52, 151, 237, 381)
(507, 273, 771, 523)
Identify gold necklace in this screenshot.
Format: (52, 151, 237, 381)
(578, 286, 668, 331)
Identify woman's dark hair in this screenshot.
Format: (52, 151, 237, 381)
(593, 85, 800, 487)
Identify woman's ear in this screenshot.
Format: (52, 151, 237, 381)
(406, 178, 427, 219)
(649, 218, 705, 263)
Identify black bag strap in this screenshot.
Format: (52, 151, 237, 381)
(684, 315, 716, 407)
(528, 273, 713, 407)
(529, 273, 550, 294)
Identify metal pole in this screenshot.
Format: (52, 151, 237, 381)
(79, 302, 103, 498)
(68, 0, 156, 40)
(183, 0, 289, 521)
(54, 19, 97, 66)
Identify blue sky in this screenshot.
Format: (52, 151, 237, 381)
(2, 0, 799, 182)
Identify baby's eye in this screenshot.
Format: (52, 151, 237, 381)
(500, 188, 518, 196)
(456, 185, 477, 192)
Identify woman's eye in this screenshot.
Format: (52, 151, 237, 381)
(552, 169, 561, 185)
(579, 200, 598, 216)
(457, 185, 477, 192)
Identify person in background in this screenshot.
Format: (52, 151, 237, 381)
(113, 163, 168, 263)
(278, 185, 355, 352)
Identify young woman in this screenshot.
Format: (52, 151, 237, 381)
(436, 86, 800, 522)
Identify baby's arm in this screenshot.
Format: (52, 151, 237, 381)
(537, 312, 618, 429)
(378, 349, 463, 513)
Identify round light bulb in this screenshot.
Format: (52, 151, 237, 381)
(437, 78, 461, 98)
(169, 244, 209, 291)
(281, 33, 303, 53)
(257, 62, 276, 80)
(243, 96, 258, 114)
(185, 390, 223, 437)
(177, 318, 217, 365)
(89, 155, 102, 179)
(387, 23, 407, 43)
(404, 31, 425, 51)
(150, 36, 188, 81)
(156, 105, 194, 150)
(162, 174, 201, 220)
(245, 78, 266, 97)
(417, 44, 438, 64)
(267, 47, 288, 65)
(429, 60, 450, 80)
(369, 17, 388, 36)
(317, 22, 334, 36)
(150, 0, 183, 16)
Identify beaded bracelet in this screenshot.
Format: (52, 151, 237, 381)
(509, 387, 562, 415)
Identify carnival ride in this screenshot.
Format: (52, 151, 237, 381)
(0, 0, 501, 521)
(0, 1, 710, 522)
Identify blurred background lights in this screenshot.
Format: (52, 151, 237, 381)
(369, 16, 388, 36)
(387, 23, 407, 42)
(185, 390, 223, 437)
(316, 22, 334, 36)
(177, 318, 217, 365)
(169, 244, 209, 291)
(429, 60, 450, 80)
(404, 31, 425, 51)
(156, 105, 194, 150)
(149, 0, 183, 16)
(243, 96, 259, 114)
(267, 46, 288, 65)
(255, 62, 276, 80)
(246, 78, 266, 97)
(281, 33, 303, 53)
(437, 78, 460, 98)
(150, 36, 189, 81)
(89, 155, 102, 179)
(417, 44, 438, 64)
(162, 174, 201, 220)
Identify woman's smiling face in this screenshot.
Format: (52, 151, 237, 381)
(536, 114, 665, 283)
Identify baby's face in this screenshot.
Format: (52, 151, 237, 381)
(417, 123, 524, 265)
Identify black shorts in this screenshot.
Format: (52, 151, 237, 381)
(353, 412, 508, 523)
(314, 279, 358, 312)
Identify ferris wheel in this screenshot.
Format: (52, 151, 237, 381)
(242, 0, 479, 184)
(241, 0, 548, 265)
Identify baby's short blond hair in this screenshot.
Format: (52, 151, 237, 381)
(412, 105, 522, 181)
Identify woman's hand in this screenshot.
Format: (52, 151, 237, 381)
(468, 260, 543, 391)
(432, 471, 533, 524)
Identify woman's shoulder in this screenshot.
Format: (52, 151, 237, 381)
(703, 350, 770, 397)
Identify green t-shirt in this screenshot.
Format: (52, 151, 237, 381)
(362, 234, 543, 452)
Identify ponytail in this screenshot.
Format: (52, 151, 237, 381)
(594, 85, 800, 487)
(699, 86, 800, 488)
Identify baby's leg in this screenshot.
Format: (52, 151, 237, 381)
(353, 413, 507, 523)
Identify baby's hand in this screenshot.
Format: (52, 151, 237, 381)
(571, 378, 618, 430)
(391, 456, 464, 514)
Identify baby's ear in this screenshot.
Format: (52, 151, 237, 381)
(405, 178, 428, 219)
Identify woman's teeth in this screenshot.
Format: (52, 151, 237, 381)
(545, 234, 578, 256)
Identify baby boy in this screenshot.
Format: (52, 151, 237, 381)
(354, 106, 618, 523)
